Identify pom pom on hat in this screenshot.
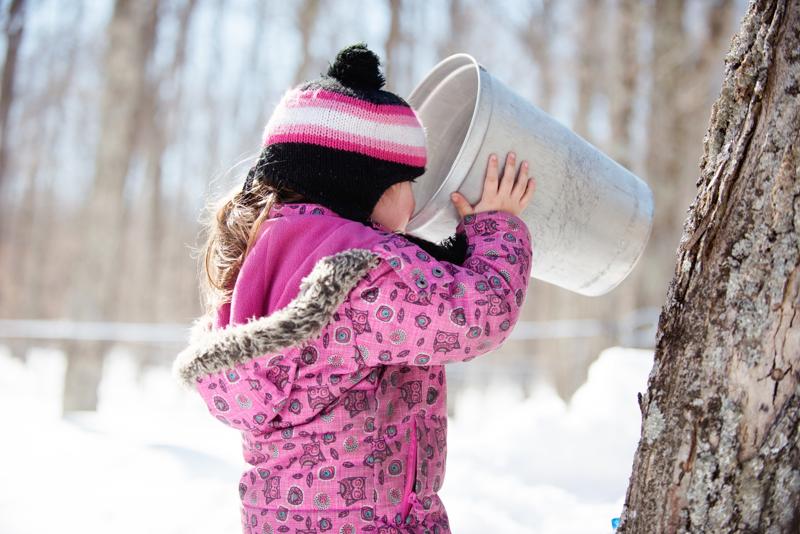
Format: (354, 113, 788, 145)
(325, 42, 386, 91)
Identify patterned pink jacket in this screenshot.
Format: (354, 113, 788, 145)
(173, 201, 533, 534)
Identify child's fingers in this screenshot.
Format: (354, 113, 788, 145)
(512, 160, 529, 198)
(483, 153, 499, 198)
(499, 151, 516, 195)
(520, 177, 536, 206)
(450, 191, 473, 218)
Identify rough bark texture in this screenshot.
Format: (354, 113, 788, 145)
(619, 0, 800, 532)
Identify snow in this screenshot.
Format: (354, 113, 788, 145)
(0, 345, 653, 534)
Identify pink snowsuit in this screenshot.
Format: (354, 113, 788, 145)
(173, 201, 533, 533)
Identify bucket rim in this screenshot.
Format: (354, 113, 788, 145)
(406, 53, 493, 231)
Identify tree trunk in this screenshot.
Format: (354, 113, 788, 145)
(572, 0, 603, 143)
(608, 0, 641, 171)
(518, 0, 556, 113)
(231, 0, 263, 138)
(0, 0, 25, 194)
(156, 0, 197, 321)
(292, 0, 320, 87)
(620, 0, 800, 531)
(637, 0, 689, 310)
(61, 0, 158, 414)
(384, 0, 402, 87)
(436, 0, 468, 64)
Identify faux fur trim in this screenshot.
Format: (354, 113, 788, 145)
(172, 248, 382, 390)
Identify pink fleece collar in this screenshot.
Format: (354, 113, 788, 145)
(214, 201, 395, 330)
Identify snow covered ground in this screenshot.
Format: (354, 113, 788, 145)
(0, 345, 653, 533)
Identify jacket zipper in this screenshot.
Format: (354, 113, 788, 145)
(400, 417, 417, 522)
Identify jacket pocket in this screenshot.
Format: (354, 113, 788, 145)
(399, 417, 418, 523)
(406, 414, 447, 511)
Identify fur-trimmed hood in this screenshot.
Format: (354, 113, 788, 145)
(172, 200, 467, 392)
(172, 247, 382, 390)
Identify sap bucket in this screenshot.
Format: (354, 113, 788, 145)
(406, 53, 654, 296)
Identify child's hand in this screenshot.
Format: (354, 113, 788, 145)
(450, 151, 535, 218)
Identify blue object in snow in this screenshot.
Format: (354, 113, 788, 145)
(611, 517, 621, 529)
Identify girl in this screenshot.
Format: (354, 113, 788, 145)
(174, 42, 535, 534)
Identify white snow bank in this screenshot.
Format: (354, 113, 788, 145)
(0, 345, 653, 534)
(441, 346, 654, 533)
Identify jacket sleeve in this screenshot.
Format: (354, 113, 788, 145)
(351, 210, 533, 366)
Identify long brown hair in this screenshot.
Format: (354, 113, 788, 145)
(197, 170, 306, 315)
(196, 160, 468, 316)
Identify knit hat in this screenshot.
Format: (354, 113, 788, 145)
(242, 42, 428, 223)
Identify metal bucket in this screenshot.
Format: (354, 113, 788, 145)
(406, 53, 654, 296)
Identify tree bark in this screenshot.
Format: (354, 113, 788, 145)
(384, 0, 402, 87)
(620, 0, 800, 531)
(436, 0, 469, 64)
(508, 0, 617, 402)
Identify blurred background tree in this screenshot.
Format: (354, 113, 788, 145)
(0, 0, 748, 414)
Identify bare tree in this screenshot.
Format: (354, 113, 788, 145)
(619, 0, 800, 530)
(151, 0, 198, 325)
(0, 0, 25, 193)
(517, 0, 556, 112)
(61, 0, 159, 414)
(636, 0, 690, 310)
(292, 0, 321, 86)
(608, 0, 642, 170)
(17, 5, 81, 320)
(385, 0, 402, 86)
(572, 0, 603, 143)
(489, 0, 618, 402)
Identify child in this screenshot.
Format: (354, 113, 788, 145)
(173, 42, 535, 534)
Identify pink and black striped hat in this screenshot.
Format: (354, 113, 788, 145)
(243, 42, 427, 223)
